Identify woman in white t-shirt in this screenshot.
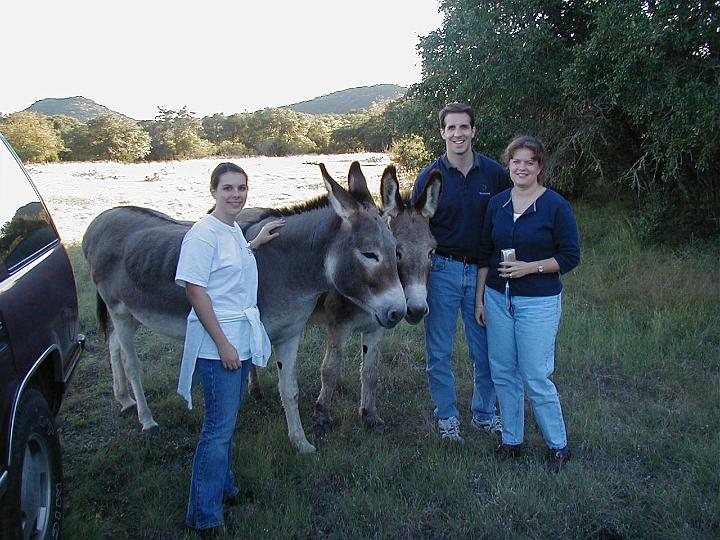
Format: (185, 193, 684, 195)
(175, 162, 284, 535)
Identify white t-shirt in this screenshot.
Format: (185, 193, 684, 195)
(176, 214, 258, 359)
(174, 214, 271, 408)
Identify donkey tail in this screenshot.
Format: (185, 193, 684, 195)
(96, 292, 109, 341)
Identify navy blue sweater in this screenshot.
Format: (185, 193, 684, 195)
(478, 188, 581, 297)
(412, 153, 510, 258)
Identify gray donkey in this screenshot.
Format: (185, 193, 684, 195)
(83, 162, 405, 453)
(245, 166, 442, 436)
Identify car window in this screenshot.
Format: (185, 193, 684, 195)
(0, 140, 58, 271)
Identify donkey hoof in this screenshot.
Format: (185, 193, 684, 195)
(119, 403, 137, 415)
(313, 415, 334, 437)
(142, 424, 160, 436)
(296, 440, 317, 454)
(361, 409, 387, 435)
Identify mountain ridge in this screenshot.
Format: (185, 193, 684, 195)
(25, 96, 130, 123)
(283, 84, 406, 114)
(22, 84, 408, 122)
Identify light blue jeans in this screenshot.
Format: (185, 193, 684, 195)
(484, 286, 567, 449)
(424, 255, 497, 421)
(186, 358, 250, 530)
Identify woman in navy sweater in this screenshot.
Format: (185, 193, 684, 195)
(475, 135, 580, 471)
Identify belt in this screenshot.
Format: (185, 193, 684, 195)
(433, 249, 478, 265)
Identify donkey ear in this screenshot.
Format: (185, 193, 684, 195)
(320, 163, 361, 219)
(380, 165, 403, 218)
(416, 169, 442, 219)
(347, 161, 376, 208)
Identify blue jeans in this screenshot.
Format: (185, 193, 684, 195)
(424, 255, 497, 421)
(484, 286, 567, 449)
(186, 358, 250, 530)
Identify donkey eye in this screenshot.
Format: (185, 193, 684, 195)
(428, 249, 434, 259)
(361, 251, 380, 262)
(396, 250, 403, 261)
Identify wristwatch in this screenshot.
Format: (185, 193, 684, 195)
(538, 264, 544, 273)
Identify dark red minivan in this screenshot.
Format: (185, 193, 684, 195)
(0, 133, 85, 540)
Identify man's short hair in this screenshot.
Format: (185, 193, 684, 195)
(439, 103, 475, 129)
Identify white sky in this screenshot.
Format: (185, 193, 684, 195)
(1, 0, 443, 120)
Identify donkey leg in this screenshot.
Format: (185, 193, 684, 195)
(110, 313, 159, 433)
(359, 327, 387, 434)
(314, 324, 350, 435)
(275, 336, 315, 454)
(247, 364, 263, 400)
(108, 328, 137, 413)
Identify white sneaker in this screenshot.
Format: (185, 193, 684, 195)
(471, 415, 503, 435)
(438, 416, 464, 443)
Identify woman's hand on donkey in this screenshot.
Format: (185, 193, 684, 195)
(251, 219, 285, 249)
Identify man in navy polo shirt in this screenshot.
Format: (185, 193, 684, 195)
(412, 102, 510, 442)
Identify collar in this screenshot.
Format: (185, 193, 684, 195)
(441, 152, 483, 172)
(501, 189, 545, 215)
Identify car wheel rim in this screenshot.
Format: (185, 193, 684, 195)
(20, 432, 52, 540)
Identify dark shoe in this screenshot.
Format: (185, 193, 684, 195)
(223, 494, 241, 507)
(494, 442, 522, 458)
(547, 446, 572, 472)
(223, 487, 255, 508)
(193, 525, 225, 539)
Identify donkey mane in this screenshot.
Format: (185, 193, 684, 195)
(259, 194, 330, 218)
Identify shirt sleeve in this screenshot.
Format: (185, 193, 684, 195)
(552, 199, 581, 274)
(175, 227, 215, 288)
(477, 198, 496, 267)
(411, 170, 428, 205)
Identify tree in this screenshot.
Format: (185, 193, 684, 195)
(389, 134, 431, 174)
(144, 107, 214, 160)
(91, 115, 151, 162)
(51, 115, 82, 160)
(385, 0, 720, 240)
(0, 112, 64, 162)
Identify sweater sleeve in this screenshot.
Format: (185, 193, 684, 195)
(552, 199, 581, 274)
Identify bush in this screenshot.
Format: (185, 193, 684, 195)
(215, 140, 250, 157)
(0, 112, 64, 162)
(389, 134, 431, 174)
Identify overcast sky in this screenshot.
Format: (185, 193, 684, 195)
(2, 0, 443, 120)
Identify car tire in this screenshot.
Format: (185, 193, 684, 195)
(0, 389, 63, 540)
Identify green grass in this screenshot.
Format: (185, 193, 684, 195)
(60, 202, 719, 539)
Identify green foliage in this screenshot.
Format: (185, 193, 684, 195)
(0, 112, 64, 162)
(330, 105, 393, 153)
(386, 0, 720, 241)
(389, 134, 431, 173)
(65, 114, 151, 162)
(215, 140, 250, 157)
(142, 106, 215, 160)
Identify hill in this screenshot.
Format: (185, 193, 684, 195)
(283, 84, 406, 115)
(24, 96, 128, 123)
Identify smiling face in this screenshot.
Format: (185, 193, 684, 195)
(211, 171, 248, 224)
(509, 148, 543, 188)
(440, 111, 476, 159)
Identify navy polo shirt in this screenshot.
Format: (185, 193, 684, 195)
(412, 153, 510, 258)
(478, 188, 581, 297)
